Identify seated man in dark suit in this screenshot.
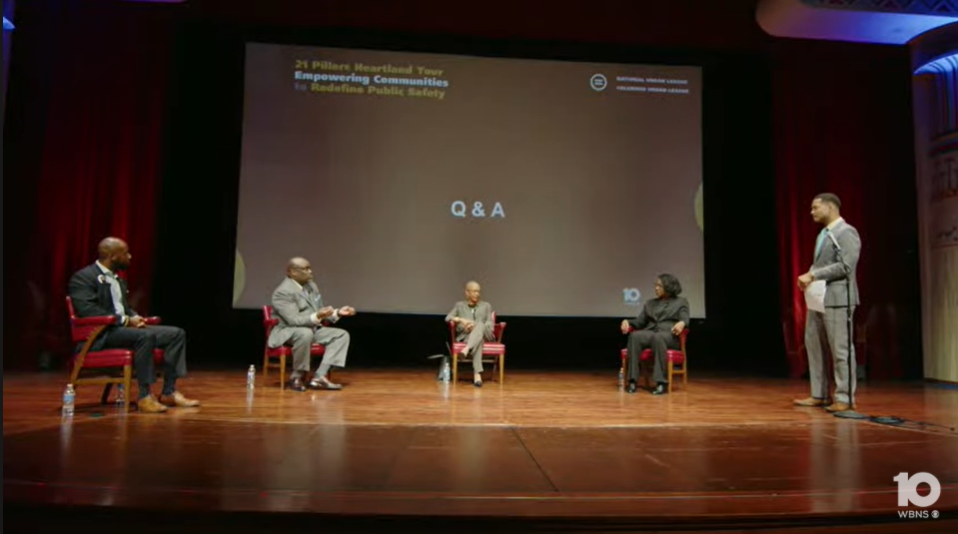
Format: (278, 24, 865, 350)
(67, 237, 199, 413)
(619, 273, 689, 395)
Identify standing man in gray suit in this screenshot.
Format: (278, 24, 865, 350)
(268, 257, 356, 392)
(795, 193, 861, 413)
(445, 281, 495, 387)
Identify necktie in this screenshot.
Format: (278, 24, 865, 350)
(105, 273, 125, 316)
(303, 286, 316, 309)
(814, 228, 827, 256)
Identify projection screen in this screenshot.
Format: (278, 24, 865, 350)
(234, 42, 705, 317)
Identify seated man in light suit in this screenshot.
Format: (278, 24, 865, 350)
(268, 257, 356, 392)
(445, 280, 496, 387)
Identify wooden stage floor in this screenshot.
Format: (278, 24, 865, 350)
(4, 369, 958, 533)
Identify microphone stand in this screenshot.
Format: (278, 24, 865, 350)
(830, 233, 866, 420)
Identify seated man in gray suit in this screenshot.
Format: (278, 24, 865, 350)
(445, 280, 495, 387)
(268, 257, 355, 392)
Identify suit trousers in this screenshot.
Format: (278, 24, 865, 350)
(626, 330, 679, 384)
(805, 306, 857, 405)
(101, 325, 188, 398)
(457, 322, 496, 373)
(285, 326, 350, 374)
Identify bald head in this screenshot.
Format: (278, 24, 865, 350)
(464, 280, 481, 305)
(97, 237, 131, 271)
(287, 257, 309, 271)
(287, 257, 313, 284)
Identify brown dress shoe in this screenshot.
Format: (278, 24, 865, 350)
(825, 402, 851, 412)
(137, 395, 168, 413)
(793, 397, 827, 407)
(160, 391, 200, 407)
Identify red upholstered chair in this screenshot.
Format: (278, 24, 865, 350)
(65, 296, 163, 413)
(262, 305, 327, 389)
(620, 328, 689, 393)
(447, 312, 507, 384)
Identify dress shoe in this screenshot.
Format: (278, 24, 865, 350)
(160, 391, 200, 408)
(287, 376, 307, 392)
(825, 402, 851, 413)
(626, 381, 638, 394)
(137, 395, 168, 413)
(308, 376, 342, 390)
(793, 397, 827, 407)
(651, 383, 668, 395)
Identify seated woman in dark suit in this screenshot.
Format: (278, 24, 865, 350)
(619, 273, 689, 395)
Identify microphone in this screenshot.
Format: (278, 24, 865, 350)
(826, 228, 841, 251)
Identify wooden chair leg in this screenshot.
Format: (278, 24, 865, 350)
(452, 353, 459, 384)
(122, 365, 132, 413)
(279, 355, 286, 390)
(667, 361, 674, 393)
(683, 363, 688, 388)
(263, 351, 270, 378)
(499, 354, 505, 384)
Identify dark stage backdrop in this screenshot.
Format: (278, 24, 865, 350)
(2, 0, 921, 382)
(772, 40, 921, 381)
(152, 22, 782, 375)
(4, 0, 177, 371)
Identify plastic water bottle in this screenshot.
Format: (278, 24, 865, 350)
(618, 368, 625, 390)
(247, 365, 256, 389)
(438, 357, 451, 383)
(115, 384, 125, 405)
(62, 384, 75, 416)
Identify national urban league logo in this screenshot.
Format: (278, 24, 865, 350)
(590, 73, 607, 91)
(623, 288, 641, 306)
(895, 472, 941, 520)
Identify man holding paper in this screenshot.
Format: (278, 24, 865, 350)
(794, 193, 861, 413)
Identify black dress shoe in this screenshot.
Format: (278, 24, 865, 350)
(651, 383, 668, 395)
(626, 381, 638, 394)
(287, 377, 307, 392)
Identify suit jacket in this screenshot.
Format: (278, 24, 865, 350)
(67, 262, 138, 350)
(809, 219, 861, 307)
(68, 263, 137, 322)
(445, 300, 494, 340)
(268, 277, 339, 348)
(628, 297, 690, 334)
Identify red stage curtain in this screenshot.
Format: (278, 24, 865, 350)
(772, 41, 919, 380)
(4, 1, 175, 369)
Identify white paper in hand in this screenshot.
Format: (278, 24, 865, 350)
(805, 280, 826, 313)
